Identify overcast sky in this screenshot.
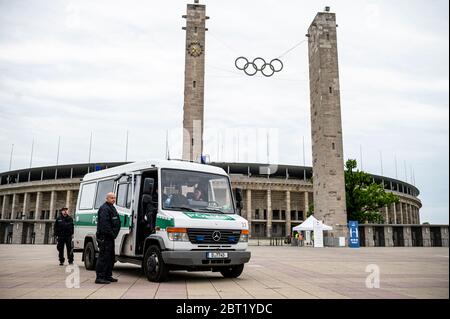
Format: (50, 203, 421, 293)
(0, 0, 448, 223)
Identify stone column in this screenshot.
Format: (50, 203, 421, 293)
(365, 226, 374, 247)
(11, 193, 17, 219)
(399, 202, 403, 224)
(12, 222, 24, 244)
(441, 227, 449, 247)
(403, 204, 407, 224)
(1, 195, 8, 219)
(416, 207, 420, 224)
(266, 189, 272, 238)
(22, 192, 30, 220)
(65, 190, 72, 212)
(34, 222, 46, 244)
(403, 226, 412, 246)
(35, 191, 42, 220)
(409, 204, 415, 224)
(408, 204, 412, 224)
(384, 226, 394, 247)
(385, 206, 389, 224)
(246, 189, 252, 227)
(422, 226, 431, 247)
(304, 191, 309, 220)
(285, 191, 291, 236)
(393, 202, 397, 224)
(404, 203, 409, 224)
(49, 190, 57, 220)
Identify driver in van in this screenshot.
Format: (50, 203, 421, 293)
(193, 188, 204, 201)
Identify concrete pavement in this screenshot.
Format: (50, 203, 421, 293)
(0, 245, 447, 299)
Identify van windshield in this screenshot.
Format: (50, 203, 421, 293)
(161, 169, 235, 214)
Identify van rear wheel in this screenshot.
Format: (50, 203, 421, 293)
(220, 264, 244, 278)
(143, 245, 169, 282)
(83, 241, 97, 270)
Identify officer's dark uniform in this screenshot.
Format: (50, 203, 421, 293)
(54, 213, 74, 264)
(95, 202, 121, 281)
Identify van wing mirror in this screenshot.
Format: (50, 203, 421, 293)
(235, 188, 243, 203)
(235, 188, 243, 214)
(143, 178, 155, 195)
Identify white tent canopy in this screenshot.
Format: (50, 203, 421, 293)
(292, 215, 333, 232)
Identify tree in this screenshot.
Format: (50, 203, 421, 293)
(307, 204, 314, 217)
(345, 159, 399, 224)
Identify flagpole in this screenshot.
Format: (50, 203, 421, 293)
(125, 130, 129, 162)
(216, 130, 219, 162)
(404, 160, 408, 183)
(302, 136, 306, 181)
(394, 154, 398, 179)
(9, 144, 14, 171)
(360, 145, 363, 170)
(379, 150, 383, 176)
(56, 136, 61, 165)
(88, 132, 93, 164)
(165, 130, 170, 160)
(29, 138, 34, 168)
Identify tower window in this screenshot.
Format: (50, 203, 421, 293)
(326, 33, 330, 40)
(191, 138, 194, 146)
(332, 142, 335, 150)
(329, 87, 332, 93)
(194, 27, 198, 33)
(193, 81, 196, 88)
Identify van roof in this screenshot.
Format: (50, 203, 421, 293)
(81, 159, 227, 182)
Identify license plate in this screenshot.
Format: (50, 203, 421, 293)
(206, 252, 228, 259)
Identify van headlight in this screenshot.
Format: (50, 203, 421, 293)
(167, 227, 189, 241)
(239, 229, 249, 242)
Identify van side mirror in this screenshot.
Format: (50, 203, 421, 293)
(235, 188, 243, 202)
(235, 188, 243, 215)
(143, 178, 154, 195)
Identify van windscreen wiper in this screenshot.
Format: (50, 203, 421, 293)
(168, 206, 196, 212)
(198, 208, 226, 214)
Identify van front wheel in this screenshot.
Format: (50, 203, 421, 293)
(143, 245, 169, 282)
(220, 264, 244, 278)
(83, 241, 97, 270)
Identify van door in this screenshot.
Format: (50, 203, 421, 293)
(114, 174, 135, 256)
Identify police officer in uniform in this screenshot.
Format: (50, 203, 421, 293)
(54, 207, 74, 266)
(95, 192, 121, 284)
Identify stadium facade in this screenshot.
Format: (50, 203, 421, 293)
(0, 161, 447, 247)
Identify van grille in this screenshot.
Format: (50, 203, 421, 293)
(187, 228, 241, 245)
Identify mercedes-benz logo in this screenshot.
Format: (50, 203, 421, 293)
(212, 231, 221, 242)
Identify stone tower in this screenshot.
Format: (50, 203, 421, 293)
(307, 8, 348, 245)
(182, 0, 208, 162)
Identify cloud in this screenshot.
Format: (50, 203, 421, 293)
(0, 0, 448, 223)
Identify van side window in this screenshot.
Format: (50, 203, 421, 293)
(116, 183, 128, 208)
(126, 183, 132, 208)
(79, 182, 97, 210)
(94, 179, 115, 209)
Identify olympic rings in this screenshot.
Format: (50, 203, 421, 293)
(235, 56, 284, 77)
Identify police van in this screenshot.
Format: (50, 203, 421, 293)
(73, 159, 251, 282)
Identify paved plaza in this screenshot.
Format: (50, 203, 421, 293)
(0, 245, 448, 299)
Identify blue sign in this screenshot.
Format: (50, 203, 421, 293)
(348, 221, 360, 248)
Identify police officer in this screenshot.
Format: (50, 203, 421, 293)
(95, 192, 121, 284)
(54, 207, 74, 266)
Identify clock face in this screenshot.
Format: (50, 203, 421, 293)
(188, 42, 203, 57)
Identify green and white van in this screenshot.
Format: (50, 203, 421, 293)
(73, 159, 251, 282)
